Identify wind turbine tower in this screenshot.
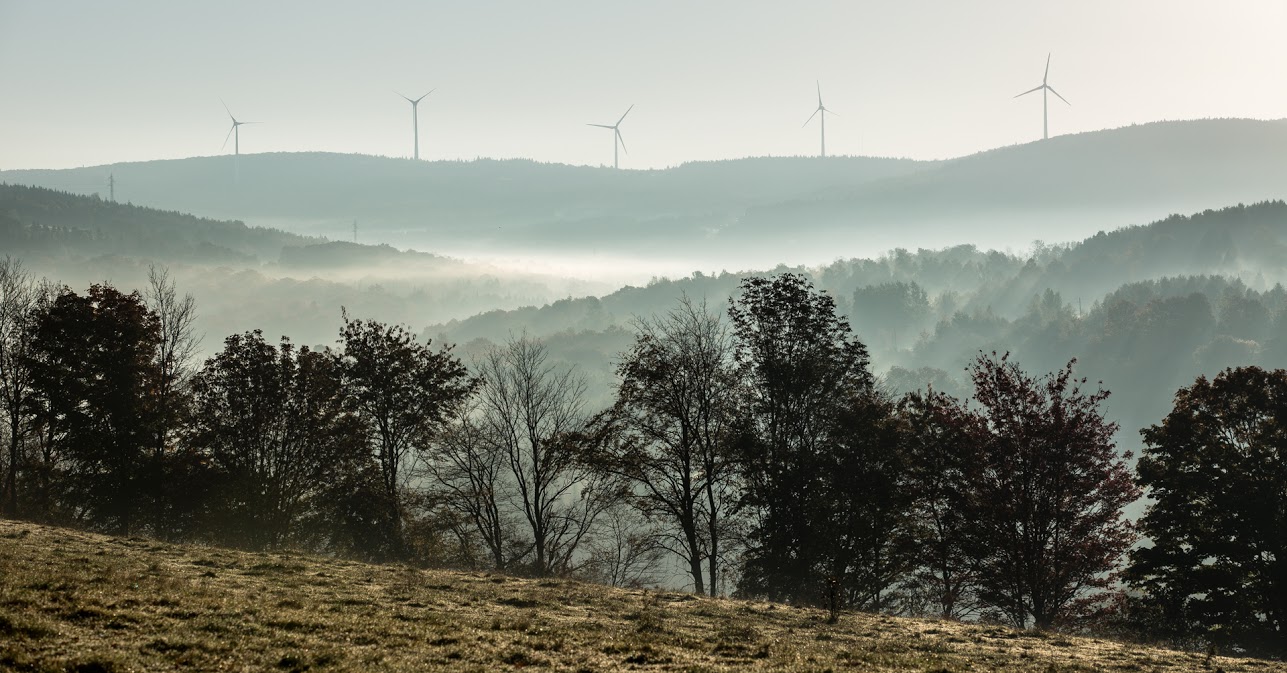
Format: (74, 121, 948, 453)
(803, 81, 834, 158)
(397, 90, 433, 160)
(587, 105, 633, 169)
(1014, 54, 1070, 140)
(108, 173, 115, 202)
(221, 102, 259, 156)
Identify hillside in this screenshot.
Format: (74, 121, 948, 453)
(0, 184, 610, 353)
(1, 519, 1278, 672)
(5, 119, 1285, 268)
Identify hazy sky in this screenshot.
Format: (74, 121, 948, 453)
(2, 0, 1284, 171)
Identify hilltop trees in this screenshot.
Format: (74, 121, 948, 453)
(1128, 366, 1287, 656)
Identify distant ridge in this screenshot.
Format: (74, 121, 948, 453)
(5, 118, 1287, 265)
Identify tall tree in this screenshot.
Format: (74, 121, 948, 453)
(964, 352, 1138, 629)
(1128, 366, 1287, 656)
(143, 265, 201, 537)
(188, 331, 362, 550)
(476, 334, 617, 576)
(27, 284, 162, 534)
(335, 312, 476, 559)
(591, 296, 743, 595)
(0, 258, 40, 517)
(728, 273, 876, 604)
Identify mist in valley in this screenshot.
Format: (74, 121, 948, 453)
(4, 1, 1287, 660)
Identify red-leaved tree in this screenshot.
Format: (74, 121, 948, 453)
(963, 352, 1139, 629)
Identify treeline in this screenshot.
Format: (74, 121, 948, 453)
(2, 261, 1285, 656)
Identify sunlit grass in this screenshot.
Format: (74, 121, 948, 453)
(0, 519, 1280, 672)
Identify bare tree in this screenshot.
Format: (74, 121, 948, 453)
(581, 503, 667, 588)
(476, 334, 617, 576)
(144, 265, 201, 535)
(0, 258, 41, 517)
(425, 401, 531, 570)
(590, 296, 743, 595)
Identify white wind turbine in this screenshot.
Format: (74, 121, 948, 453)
(221, 101, 260, 156)
(1014, 54, 1070, 140)
(397, 90, 434, 160)
(803, 81, 834, 158)
(587, 105, 633, 169)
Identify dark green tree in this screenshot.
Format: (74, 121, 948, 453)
(1128, 366, 1287, 656)
(27, 284, 162, 534)
(335, 312, 476, 560)
(728, 273, 877, 605)
(188, 330, 363, 550)
(820, 389, 918, 612)
(900, 388, 984, 619)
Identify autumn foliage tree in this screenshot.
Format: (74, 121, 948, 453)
(962, 352, 1139, 629)
(1128, 366, 1287, 656)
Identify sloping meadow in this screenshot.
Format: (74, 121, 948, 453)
(1, 520, 1280, 672)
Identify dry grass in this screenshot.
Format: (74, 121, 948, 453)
(0, 519, 1282, 672)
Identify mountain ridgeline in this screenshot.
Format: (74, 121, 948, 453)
(5, 119, 1287, 267)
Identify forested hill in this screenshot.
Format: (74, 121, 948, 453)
(4, 119, 1285, 264)
(0, 183, 315, 264)
(432, 200, 1287, 343)
(427, 202, 1287, 448)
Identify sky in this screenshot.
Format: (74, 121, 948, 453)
(1, 0, 1285, 171)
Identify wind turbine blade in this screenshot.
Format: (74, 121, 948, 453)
(221, 124, 235, 151)
(587, 123, 614, 129)
(1013, 85, 1043, 98)
(616, 104, 634, 126)
(616, 129, 628, 154)
(413, 89, 434, 104)
(1044, 53, 1051, 83)
(817, 80, 822, 107)
(1047, 86, 1071, 105)
(221, 99, 234, 120)
(395, 90, 413, 102)
(803, 108, 820, 127)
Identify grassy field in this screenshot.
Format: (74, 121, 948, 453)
(0, 519, 1281, 673)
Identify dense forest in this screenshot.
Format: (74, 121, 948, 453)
(2, 263, 1284, 656)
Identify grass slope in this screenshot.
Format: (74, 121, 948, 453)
(0, 519, 1279, 673)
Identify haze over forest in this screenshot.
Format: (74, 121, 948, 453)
(4, 117, 1286, 463)
(4, 1, 1287, 663)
